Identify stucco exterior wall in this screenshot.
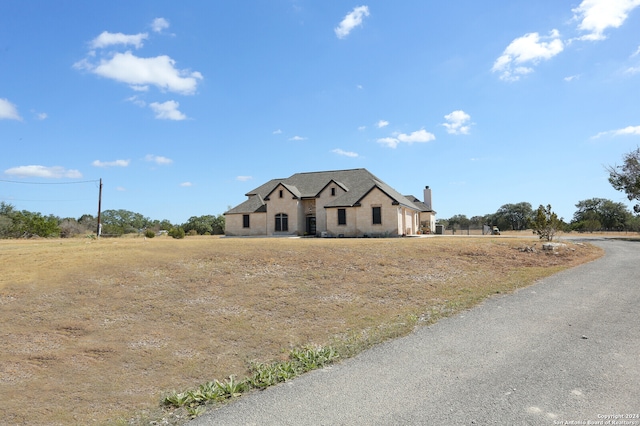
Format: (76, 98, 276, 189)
(316, 183, 347, 235)
(266, 185, 300, 235)
(402, 208, 417, 235)
(224, 212, 267, 236)
(354, 187, 404, 237)
(326, 207, 358, 237)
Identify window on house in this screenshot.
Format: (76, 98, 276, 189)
(243, 214, 250, 228)
(331, 187, 336, 196)
(338, 208, 346, 225)
(279, 190, 283, 198)
(372, 206, 382, 225)
(275, 213, 288, 232)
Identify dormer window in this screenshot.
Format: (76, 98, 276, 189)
(331, 187, 336, 196)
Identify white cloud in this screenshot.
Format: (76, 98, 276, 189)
(625, 66, 640, 75)
(397, 129, 436, 143)
(78, 51, 203, 95)
(564, 74, 581, 82)
(592, 125, 640, 138)
(180, 182, 192, 187)
(92, 159, 130, 168)
(145, 154, 173, 165)
(377, 137, 400, 149)
(90, 31, 148, 49)
(332, 148, 359, 157)
(335, 6, 370, 39)
(236, 176, 253, 182)
(377, 129, 435, 148)
(289, 135, 307, 141)
(152, 18, 170, 33)
(149, 100, 187, 120)
(273, 129, 283, 134)
(492, 30, 564, 81)
(572, 0, 640, 41)
(35, 112, 48, 120)
(376, 120, 389, 128)
(443, 110, 472, 135)
(358, 125, 367, 131)
(116, 186, 126, 191)
(0, 98, 22, 120)
(4, 165, 82, 179)
(126, 95, 147, 107)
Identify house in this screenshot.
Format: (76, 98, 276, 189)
(224, 168, 436, 237)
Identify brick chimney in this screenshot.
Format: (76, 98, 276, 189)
(423, 186, 432, 211)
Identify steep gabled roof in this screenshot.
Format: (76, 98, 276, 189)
(265, 182, 301, 200)
(226, 168, 422, 214)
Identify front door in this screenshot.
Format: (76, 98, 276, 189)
(306, 216, 316, 235)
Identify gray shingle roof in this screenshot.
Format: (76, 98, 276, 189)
(225, 168, 422, 214)
(405, 195, 435, 213)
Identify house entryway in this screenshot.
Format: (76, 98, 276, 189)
(306, 216, 316, 235)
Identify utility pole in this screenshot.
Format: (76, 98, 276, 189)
(96, 178, 102, 237)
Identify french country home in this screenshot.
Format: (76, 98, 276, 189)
(224, 168, 436, 237)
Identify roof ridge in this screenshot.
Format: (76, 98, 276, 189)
(291, 168, 367, 176)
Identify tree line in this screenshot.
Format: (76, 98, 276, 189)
(440, 146, 640, 234)
(0, 202, 225, 239)
(440, 198, 640, 234)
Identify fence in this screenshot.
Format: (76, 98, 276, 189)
(440, 225, 497, 236)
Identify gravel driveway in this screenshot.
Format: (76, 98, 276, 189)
(190, 238, 640, 425)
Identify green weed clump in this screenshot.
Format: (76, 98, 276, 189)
(162, 345, 339, 418)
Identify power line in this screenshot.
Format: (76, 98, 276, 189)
(0, 179, 100, 185)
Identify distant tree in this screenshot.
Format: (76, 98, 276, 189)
(182, 214, 225, 235)
(59, 218, 87, 238)
(571, 211, 601, 233)
(572, 198, 631, 231)
(158, 219, 174, 231)
(100, 209, 151, 235)
(3, 209, 60, 238)
(469, 216, 485, 228)
(494, 202, 533, 230)
(531, 204, 562, 241)
(446, 214, 469, 234)
(0, 202, 16, 238)
(78, 214, 97, 232)
(211, 214, 225, 235)
(627, 215, 640, 232)
(608, 147, 640, 213)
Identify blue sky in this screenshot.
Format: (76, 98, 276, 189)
(1, 1, 639, 224)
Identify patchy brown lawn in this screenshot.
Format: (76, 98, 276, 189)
(0, 236, 602, 425)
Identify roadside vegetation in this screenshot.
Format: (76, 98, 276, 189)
(0, 202, 224, 239)
(439, 199, 640, 235)
(0, 236, 603, 425)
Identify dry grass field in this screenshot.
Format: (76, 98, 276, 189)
(0, 235, 603, 425)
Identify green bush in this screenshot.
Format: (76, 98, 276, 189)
(144, 229, 155, 238)
(168, 227, 185, 239)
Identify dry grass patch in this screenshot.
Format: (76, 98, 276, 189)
(0, 236, 602, 425)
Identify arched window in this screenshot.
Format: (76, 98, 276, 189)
(275, 213, 288, 232)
